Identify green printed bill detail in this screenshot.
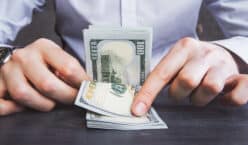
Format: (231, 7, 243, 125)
(76, 26, 167, 130)
(83, 27, 152, 88)
(89, 39, 146, 85)
(74, 81, 168, 130)
(74, 81, 136, 117)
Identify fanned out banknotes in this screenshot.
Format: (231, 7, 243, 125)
(75, 81, 167, 130)
(74, 26, 167, 130)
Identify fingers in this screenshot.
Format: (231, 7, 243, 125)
(0, 98, 24, 116)
(36, 38, 90, 88)
(0, 73, 24, 116)
(14, 51, 78, 104)
(132, 37, 241, 114)
(169, 57, 209, 101)
(0, 38, 87, 114)
(222, 75, 248, 106)
(132, 38, 199, 116)
(190, 65, 236, 106)
(1, 62, 56, 112)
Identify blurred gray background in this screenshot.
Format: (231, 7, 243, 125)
(13, 0, 224, 47)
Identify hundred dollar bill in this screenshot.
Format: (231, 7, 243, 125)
(83, 26, 152, 88)
(74, 81, 167, 130)
(74, 80, 136, 117)
(86, 109, 167, 130)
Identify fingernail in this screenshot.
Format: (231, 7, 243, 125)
(134, 102, 147, 116)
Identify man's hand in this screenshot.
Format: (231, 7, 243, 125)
(132, 37, 240, 116)
(221, 74, 248, 106)
(0, 38, 89, 116)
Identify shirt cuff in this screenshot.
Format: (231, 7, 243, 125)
(0, 43, 13, 47)
(213, 36, 248, 64)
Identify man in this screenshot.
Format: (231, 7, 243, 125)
(0, 0, 247, 116)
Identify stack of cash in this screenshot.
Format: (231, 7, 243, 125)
(74, 26, 167, 130)
(75, 81, 167, 130)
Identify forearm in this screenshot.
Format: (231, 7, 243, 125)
(0, 0, 46, 44)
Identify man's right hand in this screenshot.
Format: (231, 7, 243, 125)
(0, 38, 90, 116)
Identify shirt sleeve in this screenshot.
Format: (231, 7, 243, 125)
(0, 0, 46, 45)
(204, 0, 248, 63)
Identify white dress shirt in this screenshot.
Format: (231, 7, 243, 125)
(0, 0, 248, 68)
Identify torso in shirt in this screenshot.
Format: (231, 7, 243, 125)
(54, 0, 203, 68)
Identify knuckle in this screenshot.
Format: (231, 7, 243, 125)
(152, 69, 170, 83)
(39, 79, 56, 94)
(218, 59, 228, 66)
(202, 48, 214, 59)
(202, 81, 223, 95)
(178, 74, 198, 90)
(34, 38, 51, 45)
(11, 86, 29, 102)
(12, 49, 27, 62)
(63, 59, 80, 77)
(208, 54, 227, 67)
(12, 48, 40, 65)
(178, 37, 197, 49)
(33, 38, 57, 50)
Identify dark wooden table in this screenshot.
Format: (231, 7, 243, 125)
(1, 93, 248, 145)
(0, 58, 247, 145)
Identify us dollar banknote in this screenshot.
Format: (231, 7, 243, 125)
(75, 80, 135, 117)
(76, 26, 167, 130)
(83, 26, 152, 88)
(74, 81, 167, 130)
